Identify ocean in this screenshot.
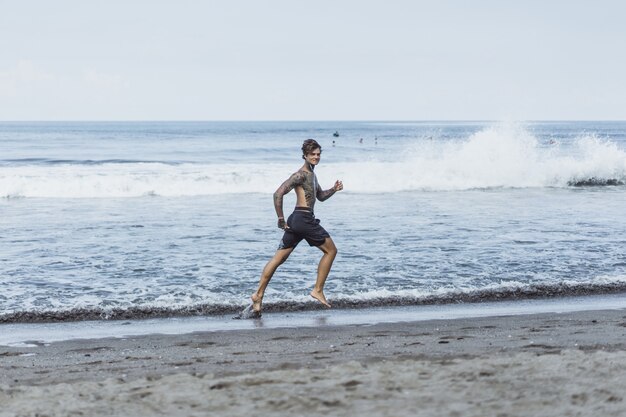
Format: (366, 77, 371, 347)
(1, 121, 626, 323)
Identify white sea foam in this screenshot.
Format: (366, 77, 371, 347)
(2, 125, 625, 198)
(0, 163, 290, 198)
(3, 274, 626, 322)
(332, 125, 626, 192)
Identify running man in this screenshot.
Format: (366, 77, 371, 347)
(251, 139, 343, 313)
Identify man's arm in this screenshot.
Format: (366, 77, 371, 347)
(273, 171, 306, 228)
(316, 180, 343, 202)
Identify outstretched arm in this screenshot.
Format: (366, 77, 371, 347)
(273, 171, 306, 228)
(316, 180, 343, 202)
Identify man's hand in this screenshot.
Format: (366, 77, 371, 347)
(333, 180, 344, 192)
(278, 218, 289, 229)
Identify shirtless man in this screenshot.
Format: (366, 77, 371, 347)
(251, 139, 343, 313)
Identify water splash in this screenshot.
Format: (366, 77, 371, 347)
(232, 303, 262, 320)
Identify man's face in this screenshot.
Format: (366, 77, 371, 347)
(305, 148, 321, 165)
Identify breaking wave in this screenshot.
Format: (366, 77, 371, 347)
(2, 124, 625, 198)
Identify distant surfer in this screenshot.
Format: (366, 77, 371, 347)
(251, 139, 343, 314)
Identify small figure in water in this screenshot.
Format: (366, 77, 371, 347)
(359, 137, 363, 144)
(251, 139, 343, 314)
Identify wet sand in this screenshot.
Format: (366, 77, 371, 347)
(1, 308, 626, 416)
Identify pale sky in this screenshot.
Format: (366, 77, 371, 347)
(1, 0, 625, 121)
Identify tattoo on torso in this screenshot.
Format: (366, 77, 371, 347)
(274, 168, 335, 216)
(274, 170, 316, 210)
(300, 171, 317, 208)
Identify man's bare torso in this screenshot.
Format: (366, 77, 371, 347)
(293, 169, 317, 209)
(274, 168, 318, 212)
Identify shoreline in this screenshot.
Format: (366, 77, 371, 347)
(2, 292, 626, 347)
(1, 306, 626, 416)
(4, 282, 626, 324)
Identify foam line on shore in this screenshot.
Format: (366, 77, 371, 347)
(3, 279, 626, 324)
(1, 293, 625, 347)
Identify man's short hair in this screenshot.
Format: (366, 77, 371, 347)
(302, 139, 321, 158)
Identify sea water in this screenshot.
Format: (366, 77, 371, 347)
(1, 121, 625, 322)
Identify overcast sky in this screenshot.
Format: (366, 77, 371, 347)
(1, 0, 625, 121)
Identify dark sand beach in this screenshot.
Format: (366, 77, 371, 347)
(1, 307, 626, 416)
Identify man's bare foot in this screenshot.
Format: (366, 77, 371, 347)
(251, 293, 263, 312)
(310, 290, 331, 308)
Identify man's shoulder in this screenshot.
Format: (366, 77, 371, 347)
(290, 169, 311, 180)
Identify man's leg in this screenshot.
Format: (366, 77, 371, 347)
(251, 247, 294, 312)
(310, 237, 337, 308)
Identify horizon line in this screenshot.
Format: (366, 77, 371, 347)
(2, 119, 626, 123)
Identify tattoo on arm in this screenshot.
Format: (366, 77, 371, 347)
(316, 182, 336, 202)
(273, 171, 306, 217)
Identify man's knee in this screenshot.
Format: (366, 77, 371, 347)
(329, 243, 337, 257)
(321, 239, 337, 256)
(275, 249, 292, 264)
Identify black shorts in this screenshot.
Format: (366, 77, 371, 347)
(278, 207, 330, 250)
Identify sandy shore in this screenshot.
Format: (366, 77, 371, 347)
(1, 308, 626, 416)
